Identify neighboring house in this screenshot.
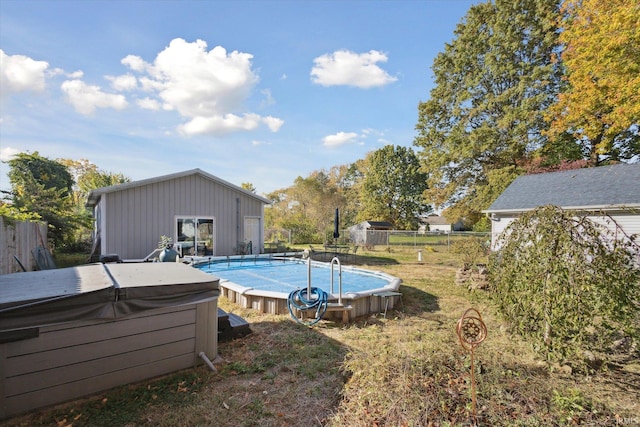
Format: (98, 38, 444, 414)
(484, 164, 640, 249)
(86, 169, 272, 260)
(348, 220, 393, 245)
(421, 214, 464, 233)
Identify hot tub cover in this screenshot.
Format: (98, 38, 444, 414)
(0, 263, 219, 331)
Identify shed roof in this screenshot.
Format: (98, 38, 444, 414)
(425, 215, 449, 225)
(86, 168, 272, 207)
(486, 164, 640, 213)
(363, 221, 393, 229)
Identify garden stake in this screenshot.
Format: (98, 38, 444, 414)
(456, 308, 487, 426)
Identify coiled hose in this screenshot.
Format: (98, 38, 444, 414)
(287, 287, 328, 326)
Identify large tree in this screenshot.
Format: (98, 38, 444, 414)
(5, 152, 77, 247)
(58, 158, 130, 205)
(358, 145, 430, 230)
(414, 0, 563, 223)
(57, 158, 130, 246)
(545, 0, 640, 165)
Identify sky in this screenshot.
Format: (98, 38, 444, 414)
(1, 0, 479, 196)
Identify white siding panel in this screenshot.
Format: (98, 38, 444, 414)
(490, 212, 640, 252)
(490, 216, 516, 249)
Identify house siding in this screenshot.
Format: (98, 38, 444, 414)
(101, 174, 264, 259)
(490, 211, 640, 250)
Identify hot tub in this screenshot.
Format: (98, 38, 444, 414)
(0, 262, 219, 419)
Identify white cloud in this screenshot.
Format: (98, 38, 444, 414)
(0, 49, 49, 94)
(260, 88, 275, 107)
(178, 112, 261, 136)
(48, 68, 84, 79)
(121, 54, 146, 72)
(121, 38, 283, 136)
(68, 70, 84, 79)
(61, 79, 128, 115)
(138, 76, 164, 92)
(107, 74, 137, 91)
(137, 97, 161, 110)
(311, 49, 397, 88)
(252, 140, 271, 146)
(262, 116, 284, 132)
(322, 131, 360, 147)
(0, 146, 21, 161)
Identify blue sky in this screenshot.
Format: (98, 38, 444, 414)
(1, 0, 478, 196)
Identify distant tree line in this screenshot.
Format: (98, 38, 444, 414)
(265, 145, 430, 244)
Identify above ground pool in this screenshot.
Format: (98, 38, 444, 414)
(192, 255, 402, 321)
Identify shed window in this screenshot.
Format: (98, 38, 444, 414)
(176, 217, 214, 256)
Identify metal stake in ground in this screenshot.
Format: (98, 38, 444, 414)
(456, 308, 487, 426)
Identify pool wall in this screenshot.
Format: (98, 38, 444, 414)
(195, 254, 402, 321)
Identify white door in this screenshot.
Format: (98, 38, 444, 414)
(244, 217, 260, 254)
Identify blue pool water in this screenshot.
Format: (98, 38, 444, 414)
(194, 258, 393, 295)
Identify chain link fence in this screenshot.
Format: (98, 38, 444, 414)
(344, 229, 490, 251)
(264, 227, 490, 251)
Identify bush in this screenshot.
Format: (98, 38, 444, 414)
(490, 205, 640, 371)
(451, 237, 489, 269)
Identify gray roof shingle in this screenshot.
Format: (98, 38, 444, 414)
(486, 164, 640, 212)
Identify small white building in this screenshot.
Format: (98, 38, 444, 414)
(484, 164, 640, 249)
(421, 214, 464, 233)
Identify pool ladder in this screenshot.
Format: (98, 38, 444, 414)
(307, 256, 352, 322)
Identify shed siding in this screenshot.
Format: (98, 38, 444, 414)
(1, 303, 217, 418)
(590, 212, 640, 238)
(491, 211, 639, 249)
(102, 174, 264, 259)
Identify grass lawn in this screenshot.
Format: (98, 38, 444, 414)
(4, 247, 639, 426)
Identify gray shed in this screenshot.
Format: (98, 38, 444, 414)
(348, 221, 393, 245)
(484, 164, 640, 249)
(0, 262, 219, 418)
(87, 169, 272, 260)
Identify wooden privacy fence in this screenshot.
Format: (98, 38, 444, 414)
(0, 217, 48, 275)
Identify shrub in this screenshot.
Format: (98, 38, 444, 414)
(451, 237, 489, 269)
(489, 205, 640, 371)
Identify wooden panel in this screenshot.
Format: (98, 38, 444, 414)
(0, 299, 220, 419)
(6, 338, 195, 396)
(6, 306, 196, 356)
(0, 218, 48, 275)
(195, 300, 217, 358)
(6, 324, 195, 377)
(5, 353, 194, 418)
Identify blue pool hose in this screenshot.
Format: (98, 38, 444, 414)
(287, 287, 328, 326)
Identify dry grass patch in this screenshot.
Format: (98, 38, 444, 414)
(3, 246, 638, 426)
